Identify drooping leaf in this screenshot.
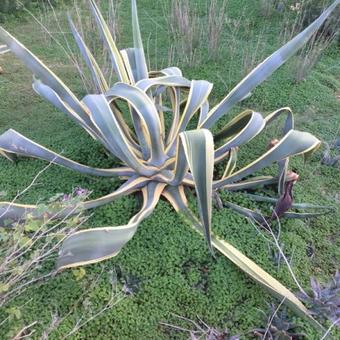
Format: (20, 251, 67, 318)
(214, 111, 265, 163)
(57, 182, 165, 270)
(0, 176, 148, 227)
(241, 194, 331, 210)
(162, 186, 322, 330)
(106, 83, 166, 166)
(136, 75, 191, 92)
(214, 130, 320, 189)
(83, 94, 154, 176)
(32, 79, 101, 141)
(0, 26, 92, 126)
(265, 107, 295, 196)
(0, 129, 132, 177)
(167, 80, 213, 156)
(120, 48, 138, 84)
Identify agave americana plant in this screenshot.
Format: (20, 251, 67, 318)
(0, 0, 338, 328)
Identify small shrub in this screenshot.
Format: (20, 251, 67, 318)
(0, 185, 88, 308)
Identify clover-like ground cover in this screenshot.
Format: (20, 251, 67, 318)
(0, 0, 339, 338)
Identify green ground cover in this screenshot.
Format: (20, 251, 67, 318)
(0, 0, 339, 338)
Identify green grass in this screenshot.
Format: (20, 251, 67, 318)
(0, 0, 339, 338)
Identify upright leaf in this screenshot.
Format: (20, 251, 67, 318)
(201, 0, 340, 128)
(68, 14, 108, 93)
(89, 0, 129, 83)
(131, 0, 148, 81)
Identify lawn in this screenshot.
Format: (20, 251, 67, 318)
(0, 0, 339, 338)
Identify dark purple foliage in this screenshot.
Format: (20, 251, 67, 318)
(252, 304, 305, 339)
(298, 271, 340, 324)
(272, 171, 299, 219)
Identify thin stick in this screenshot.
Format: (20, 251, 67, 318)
(320, 318, 340, 340)
(263, 298, 286, 339)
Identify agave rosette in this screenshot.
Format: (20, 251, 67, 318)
(0, 0, 339, 327)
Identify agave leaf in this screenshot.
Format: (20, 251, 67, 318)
(177, 80, 213, 133)
(241, 194, 331, 210)
(169, 128, 214, 186)
(153, 66, 183, 77)
(223, 201, 267, 224)
(224, 201, 326, 221)
(214, 111, 265, 163)
(201, 0, 340, 128)
(210, 233, 322, 329)
(214, 109, 254, 141)
(265, 107, 294, 196)
(0, 202, 42, 227)
(166, 87, 182, 144)
(88, 0, 129, 83)
(167, 80, 213, 155)
(58, 223, 138, 269)
(136, 75, 191, 92)
(265, 107, 294, 134)
(283, 211, 329, 219)
(214, 130, 320, 189)
(32, 79, 102, 142)
(0, 27, 92, 127)
(222, 147, 238, 178)
(0, 44, 9, 54)
(162, 186, 322, 330)
(82, 94, 155, 176)
(131, 0, 148, 81)
(0, 150, 16, 162)
(198, 101, 210, 127)
(108, 99, 142, 153)
(57, 181, 165, 270)
(82, 176, 150, 210)
(106, 83, 166, 166)
(0, 176, 148, 227)
(179, 129, 214, 252)
(220, 173, 297, 191)
(0, 129, 133, 177)
(120, 48, 138, 84)
(67, 14, 108, 93)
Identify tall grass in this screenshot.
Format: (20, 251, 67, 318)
(206, 0, 228, 59)
(280, 0, 339, 82)
(35, 0, 121, 93)
(165, 0, 202, 66)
